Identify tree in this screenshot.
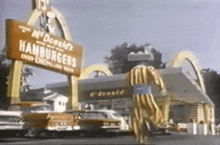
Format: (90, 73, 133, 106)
(201, 68, 220, 121)
(104, 42, 166, 74)
(0, 51, 10, 109)
(21, 67, 34, 93)
(201, 69, 220, 99)
(0, 48, 34, 108)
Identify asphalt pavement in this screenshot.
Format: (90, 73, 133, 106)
(0, 131, 220, 145)
(147, 132, 220, 145)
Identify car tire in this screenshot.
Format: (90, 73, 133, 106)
(52, 132, 65, 138)
(15, 131, 27, 137)
(27, 127, 40, 138)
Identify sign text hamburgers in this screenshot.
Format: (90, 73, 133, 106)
(6, 19, 83, 76)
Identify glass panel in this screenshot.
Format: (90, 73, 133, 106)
(113, 112, 122, 117)
(100, 112, 109, 118)
(30, 105, 53, 112)
(80, 112, 105, 119)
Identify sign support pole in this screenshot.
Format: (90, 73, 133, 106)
(67, 76, 79, 110)
(6, 60, 23, 105)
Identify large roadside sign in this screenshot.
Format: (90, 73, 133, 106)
(6, 19, 83, 76)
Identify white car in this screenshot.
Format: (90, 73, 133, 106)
(0, 110, 23, 131)
(0, 102, 53, 136)
(96, 109, 130, 132)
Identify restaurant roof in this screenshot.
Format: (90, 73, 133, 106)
(78, 67, 214, 106)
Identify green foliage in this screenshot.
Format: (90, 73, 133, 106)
(21, 67, 33, 93)
(0, 52, 10, 109)
(0, 68, 9, 108)
(0, 50, 34, 108)
(104, 42, 166, 74)
(201, 68, 220, 120)
(201, 69, 220, 98)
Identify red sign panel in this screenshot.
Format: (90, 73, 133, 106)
(6, 19, 83, 76)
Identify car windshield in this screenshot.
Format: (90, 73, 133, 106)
(30, 105, 53, 112)
(113, 112, 122, 117)
(78, 112, 106, 119)
(8, 105, 26, 111)
(8, 105, 53, 112)
(100, 112, 109, 118)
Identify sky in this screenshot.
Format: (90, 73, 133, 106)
(1, 0, 220, 88)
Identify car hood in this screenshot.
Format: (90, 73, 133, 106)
(79, 118, 120, 123)
(23, 112, 73, 120)
(0, 110, 22, 116)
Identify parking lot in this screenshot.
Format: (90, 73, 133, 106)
(0, 132, 220, 145)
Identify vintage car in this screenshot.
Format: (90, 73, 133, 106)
(0, 101, 51, 136)
(0, 109, 24, 136)
(177, 123, 187, 132)
(23, 112, 74, 137)
(96, 109, 130, 132)
(0, 102, 74, 137)
(8, 102, 54, 113)
(65, 110, 121, 135)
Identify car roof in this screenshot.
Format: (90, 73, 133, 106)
(11, 101, 50, 107)
(66, 110, 100, 113)
(96, 109, 117, 113)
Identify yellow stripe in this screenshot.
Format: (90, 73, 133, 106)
(134, 107, 140, 120)
(159, 76, 165, 90)
(132, 114, 139, 137)
(136, 94, 142, 108)
(140, 94, 147, 108)
(142, 66, 148, 84)
(145, 94, 155, 116)
(135, 68, 139, 85)
(138, 68, 143, 84)
(130, 69, 134, 86)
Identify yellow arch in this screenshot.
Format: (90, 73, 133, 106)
(27, 7, 72, 40)
(79, 64, 112, 79)
(171, 51, 206, 93)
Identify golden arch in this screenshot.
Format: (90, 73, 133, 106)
(171, 51, 206, 93)
(79, 64, 112, 79)
(27, 7, 72, 40)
